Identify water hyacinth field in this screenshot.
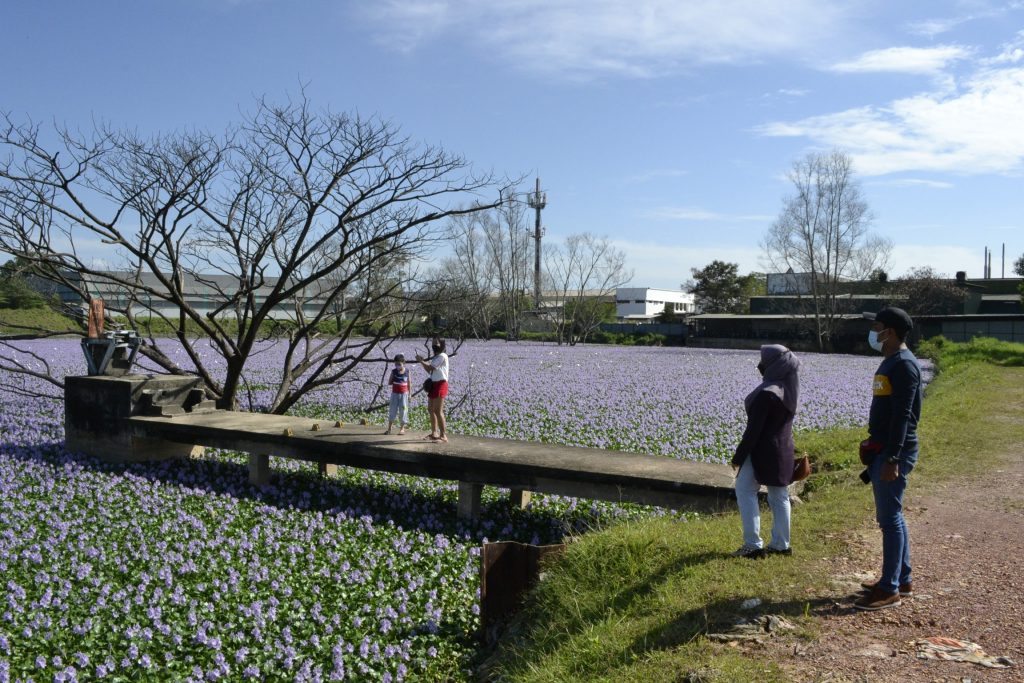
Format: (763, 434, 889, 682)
(0, 339, 893, 682)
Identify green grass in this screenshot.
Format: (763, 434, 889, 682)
(482, 352, 1024, 682)
(917, 335, 1024, 372)
(0, 307, 79, 335)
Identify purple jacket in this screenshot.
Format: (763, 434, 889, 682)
(733, 390, 795, 487)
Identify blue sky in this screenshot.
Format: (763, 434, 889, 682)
(3, 0, 1023, 289)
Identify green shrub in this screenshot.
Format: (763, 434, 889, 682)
(918, 335, 1024, 372)
(0, 276, 46, 309)
(587, 330, 620, 344)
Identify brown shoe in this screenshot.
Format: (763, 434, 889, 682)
(860, 579, 913, 597)
(854, 586, 902, 611)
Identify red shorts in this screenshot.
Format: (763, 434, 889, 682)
(428, 380, 448, 399)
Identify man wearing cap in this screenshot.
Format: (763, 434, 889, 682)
(855, 306, 923, 611)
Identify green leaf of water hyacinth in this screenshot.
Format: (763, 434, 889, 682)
(0, 339, 916, 681)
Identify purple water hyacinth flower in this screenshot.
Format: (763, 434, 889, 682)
(2, 338, 885, 681)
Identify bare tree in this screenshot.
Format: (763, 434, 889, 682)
(544, 233, 631, 345)
(763, 150, 892, 351)
(436, 211, 500, 339)
(481, 194, 532, 340)
(0, 95, 506, 411)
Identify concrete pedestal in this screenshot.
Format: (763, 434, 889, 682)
(65, 375, 205, 462)
(509, 488, 532, 509)
(457, 481, 483, 520)
(249, 453, 270, 486)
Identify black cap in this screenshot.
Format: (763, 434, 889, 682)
(863, 306, 913, 334)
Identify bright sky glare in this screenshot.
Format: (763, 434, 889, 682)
(2, 0, 1023, 288)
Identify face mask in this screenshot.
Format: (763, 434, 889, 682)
(868, 330, 885, 352)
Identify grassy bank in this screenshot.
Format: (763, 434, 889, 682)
(0, 307, 79, 335)
(483, 342, 1024, 682)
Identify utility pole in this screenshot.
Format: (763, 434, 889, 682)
(526, 177, 547, 310)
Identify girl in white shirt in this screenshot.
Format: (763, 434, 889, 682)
(415, 337, 449, 442)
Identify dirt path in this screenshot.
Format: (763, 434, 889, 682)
(762, 445, 1024, 681)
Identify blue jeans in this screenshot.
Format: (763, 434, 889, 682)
(870, 448, 918, 593)
(735, 460, 791, 550)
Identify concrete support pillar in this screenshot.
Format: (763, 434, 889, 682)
(457, 481, 483, 520)
(508, 488, 531, 509)
(249, 453, 270, 486)
(317, 460, 338, 477)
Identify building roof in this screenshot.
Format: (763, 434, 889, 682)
(690, 313, 865, 320)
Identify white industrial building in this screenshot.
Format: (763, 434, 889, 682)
(615, 287, 696, 320)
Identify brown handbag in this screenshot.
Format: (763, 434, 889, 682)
(792, 454, 811, 481)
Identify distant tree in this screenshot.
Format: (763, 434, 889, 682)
(0, 259, 46, 309)
(544, 233, 631, 345)
(434, 211, 500, 339)
(1014, 253, 1024, 277)
(763, 150, 892, 351)
(655, 301, 678, 323)
(889, 266, 967, 316)
(738, 272, 766, 308)
(482, 194, 533, 340)
(870, 268, 888, 283)
(685, 260, 753, 314)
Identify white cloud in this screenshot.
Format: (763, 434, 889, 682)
(624, 168, 689, 184)
(356, 0, 848, 78)
(646, 207, 772, 221)
(755, 65, 1024, 175)
(829, 45, 972, 75)
(867, 178, 954, 189)
(758, 88, 811, 102)
(906, 17, 966, 38)
(906, 4, 1023, 38)
(984, 30, 1024, 65)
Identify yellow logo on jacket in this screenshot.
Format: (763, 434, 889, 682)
(873, 374, 892, 396)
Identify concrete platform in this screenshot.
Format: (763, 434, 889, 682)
(129, 411, 737, 518)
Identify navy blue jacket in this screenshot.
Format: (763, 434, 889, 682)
(868, 348, 922, 462)
(733, 391, 795, 487)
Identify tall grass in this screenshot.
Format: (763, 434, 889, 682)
(917, 335, 1024, 372)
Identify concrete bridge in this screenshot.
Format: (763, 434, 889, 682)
(65, 374, 737, 520)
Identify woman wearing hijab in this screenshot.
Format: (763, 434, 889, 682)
(731, 344, 801, 559)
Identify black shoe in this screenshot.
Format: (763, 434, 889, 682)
(731, 546, 766, 559)
(765, 546, 792, 556)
